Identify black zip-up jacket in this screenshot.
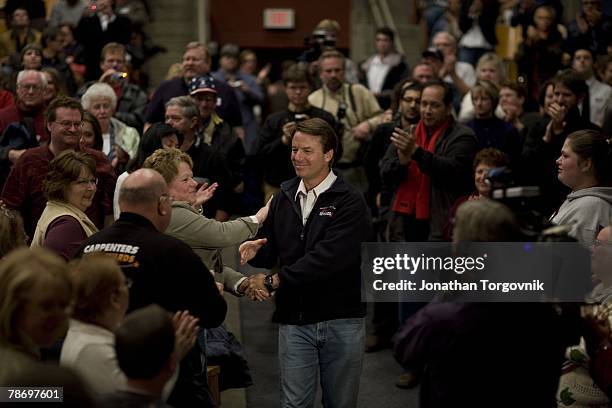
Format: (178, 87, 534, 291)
(249, 174, 370, 325)
(77, 212, 227, 328)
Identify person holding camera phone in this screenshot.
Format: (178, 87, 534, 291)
(258, 64, 338, 202)
(308, 50, 383, 193)
(77, 42, 148, 132)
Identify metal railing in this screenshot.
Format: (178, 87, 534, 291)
(368, 0, 405, 55)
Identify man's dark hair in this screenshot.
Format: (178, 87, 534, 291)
(500, 80, 527, 100)
(553, 69, 590, 119)
(282, 64, 314, 88)
(44, 96, 84, 128)
(572, 47, 593, 60)
(553, 69, 588, 98)
(376, 26, 394, 42)
(115, 304, 175, 379)
(41, 26, 60, 47)
(390, 79, 423, 113)
(290, 117, 338, 154)
(423, 80, 453, 106)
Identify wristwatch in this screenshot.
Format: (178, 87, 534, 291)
(264, 275, 275, 293)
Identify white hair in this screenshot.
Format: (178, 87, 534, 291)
(81, 82, 117, 110)
(432, 31, 457, 50)
(16, 70, 47, 87)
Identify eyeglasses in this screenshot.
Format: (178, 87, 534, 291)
(159, 192, 174, 203)
(401, 97, 420, 104)
(56, 121, 84, 130)
(17, 84, 42, 92)
(196, 95, 217, 103)
(74, 178, 98, 187)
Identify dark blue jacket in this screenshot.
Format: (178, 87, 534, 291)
(249, 173, 370, 325)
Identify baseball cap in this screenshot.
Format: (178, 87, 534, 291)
(422, 47, 444, 61)
(189, 75, 218, 95)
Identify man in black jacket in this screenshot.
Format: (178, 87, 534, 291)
(240, 118, 370, 407)
(380, 80, 477, 242)
(520, 70, 600, 215)
(78, 168, 226, 408)
(75, 0, 132, 81)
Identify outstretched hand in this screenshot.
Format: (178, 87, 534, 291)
(239, 238, 267, 265)
(194, 182, 218, 208)
(254, 196, 273, 224)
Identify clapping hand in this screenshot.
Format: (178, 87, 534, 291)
(172, 310, 199, 361)
(390, 126, 417, 164)
(545, 102, 567, 139)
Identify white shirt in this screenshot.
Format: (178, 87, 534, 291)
(294, 171, 337, 225)
(98, 12, 117, 31)
(60, 319, 177, 398)
(458, 91, 505, 123)
(60, 319, 126, 394)
(444, 61, 476, 88)
(586, 76, 612, 127)
(366, 55, 392, 94)
(459, 24, 492, 49)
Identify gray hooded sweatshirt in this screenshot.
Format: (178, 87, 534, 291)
(551, 187, 612, 246)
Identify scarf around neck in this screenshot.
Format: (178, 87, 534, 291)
(391, 117, 452, 218)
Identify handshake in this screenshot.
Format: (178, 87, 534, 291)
(237, 273, 275, 302)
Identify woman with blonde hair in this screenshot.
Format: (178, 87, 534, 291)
(142, 148, 268, 296)
(60, 253, 131, 394)
(458, 53, 506, 123)
(0, 248, 73, 383)
(31, 150, 99, 260)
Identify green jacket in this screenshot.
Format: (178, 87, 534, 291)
(166, 201, 258, 295)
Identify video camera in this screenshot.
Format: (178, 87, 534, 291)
(486, 167, 574, 242)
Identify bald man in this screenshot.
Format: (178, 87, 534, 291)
(77, 168, 225, 407)
(79, 168, 226, 325)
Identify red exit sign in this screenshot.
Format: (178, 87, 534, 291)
(263, 8, 295, 29)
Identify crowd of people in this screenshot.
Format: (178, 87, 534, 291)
(0, 0, 611, 407)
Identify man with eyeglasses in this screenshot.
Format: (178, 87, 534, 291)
(0, 70, 47, 168)
(2, 96, 116, 239)
(363, 81, 423, 356)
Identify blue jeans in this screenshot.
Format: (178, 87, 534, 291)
(278, 318, 365, 408)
